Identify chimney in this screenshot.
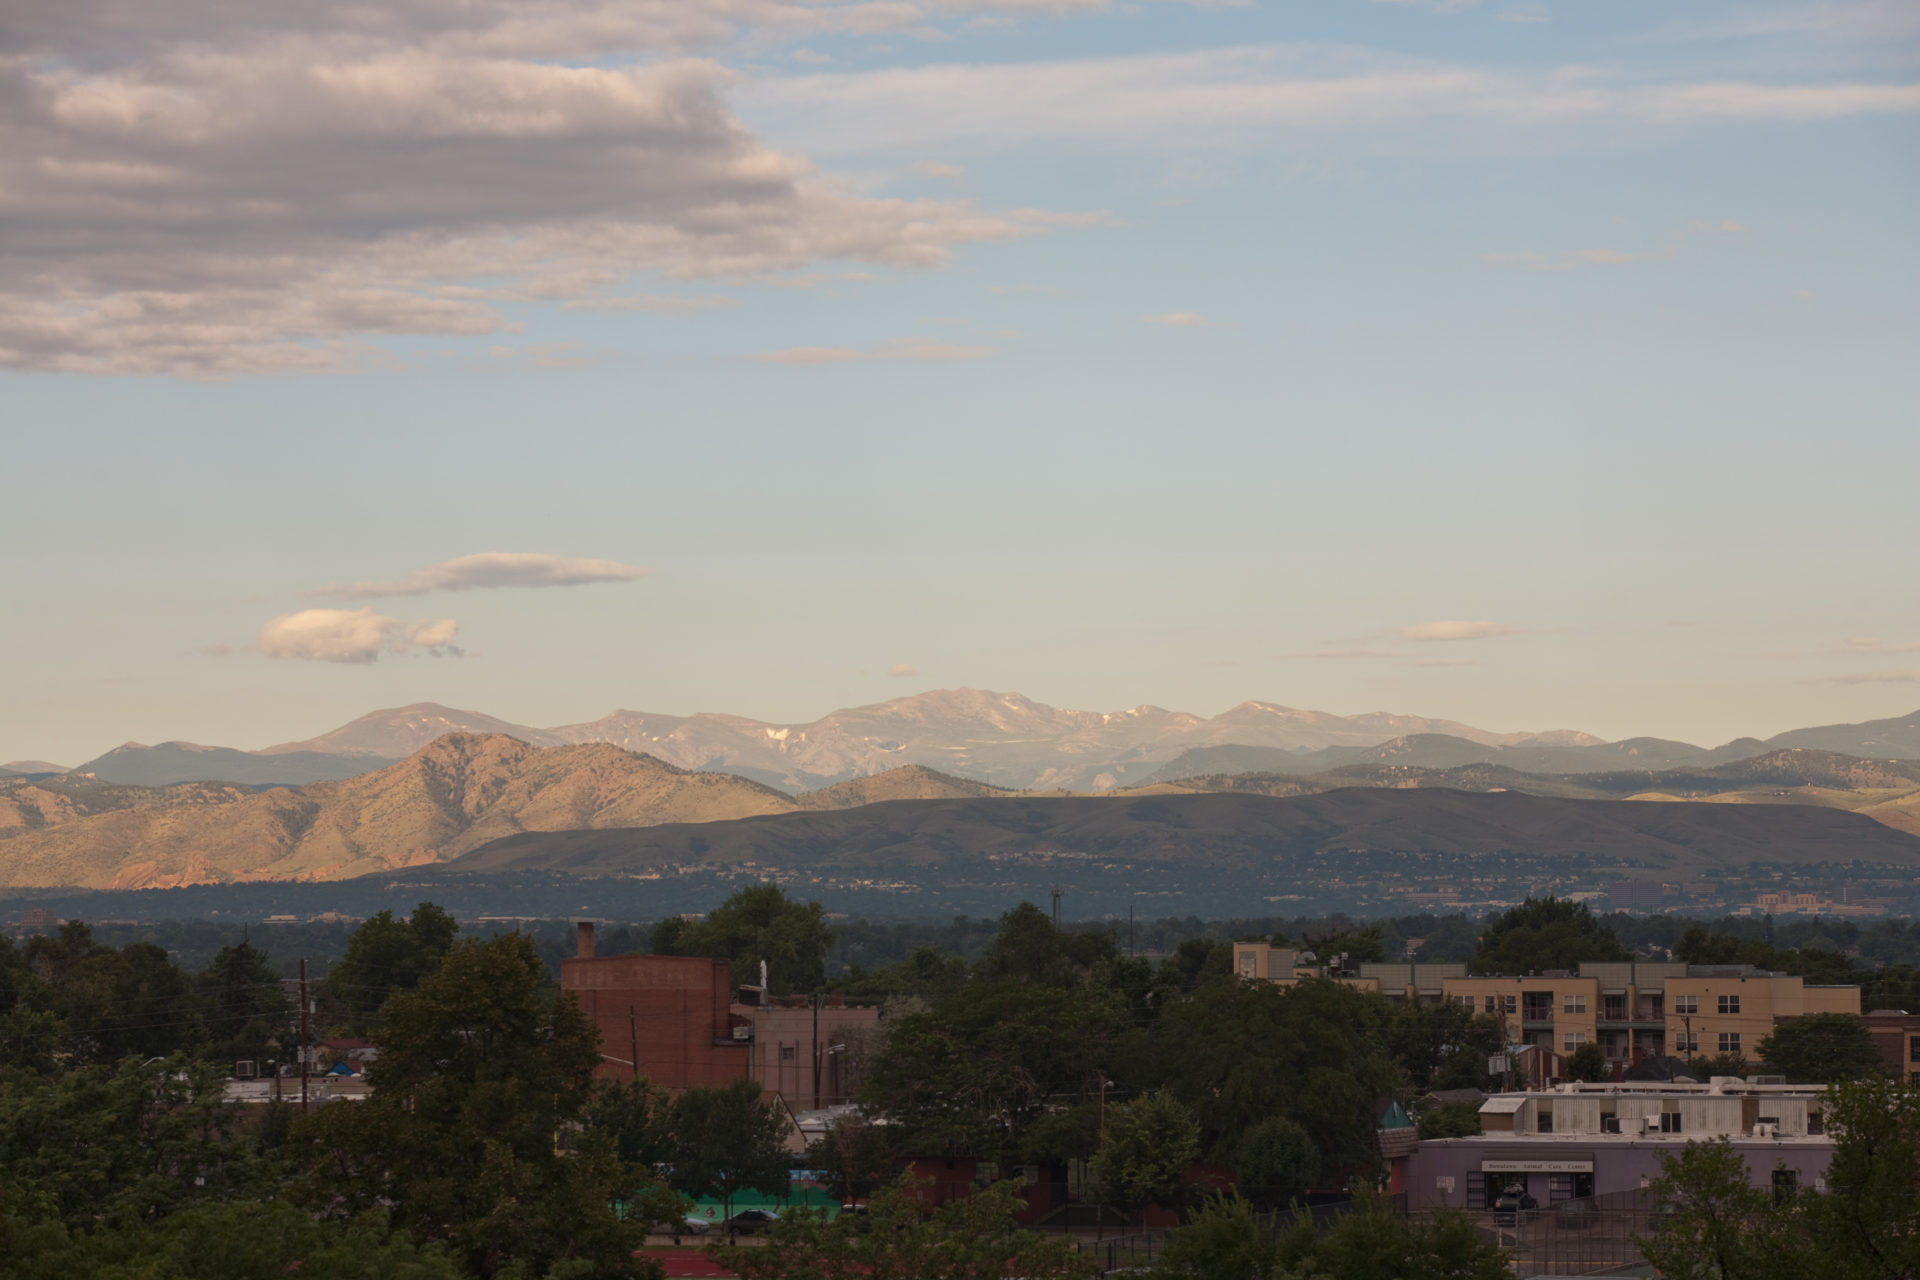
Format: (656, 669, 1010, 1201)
(576, 920, 596, 960)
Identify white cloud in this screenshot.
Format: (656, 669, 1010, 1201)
(318, 552, 648, 599)
(749, 336, 997, 363)
(257, 608, 462, 663)
(1143, 311, 1217, 326)
(889, 662, 917, 676)
(1399, 619, 1528, 641)
(0, 19, 1084, 377)
(915, 160, 967, 179)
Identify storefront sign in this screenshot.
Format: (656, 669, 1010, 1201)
(1481, 1158, 1593, 1173)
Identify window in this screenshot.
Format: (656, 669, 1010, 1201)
(1563, 993, 1587, 1014)
(780, 1045, 797, 1062)
(1675, 1032, 1699, 1053)
(1456, 995, 1475, 1010)
(1909, 1035, 1920, 1063)
(1660, 1112, 1683, 1133)
(1503, 995, 1517, 1015)
(1809, 1110, 1824, 1135)
(1238, 952, 1256, 976)
(1718, 995, 1741, 1015)
(1719, 1033, 1742, 1054)
(1674, 995, 1698, 1015)
(1485, 995, 1497, 1013)
(1537, 1106, 1553, 1134)
(1564, 1031, 1587, 1051)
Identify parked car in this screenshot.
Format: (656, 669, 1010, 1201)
(1554, 1197, 1598, 1229)
(1492, 1191, 1538, 1227)
(650, 1214, 710, 1239)
(724, 1209, 781, 1235)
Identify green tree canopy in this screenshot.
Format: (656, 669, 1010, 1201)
(198, 939, 292, 1069)
(1566, 1041, 1610, 1083)
(1471, 897, 1626, 975)
(325, 902, 459, 1030)
(1228, 1115, 1320, 1209)
(1093, 1088, 1201, 1216)
(295, 931, 655, 1279)
(664, 1078, 794, 1231)
(654, 884, 835, 995)
(1755, 1013, 1884, 1084)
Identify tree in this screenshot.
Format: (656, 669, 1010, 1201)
(808, 1115, 901, 1204)
(294, 932, 656, 1279)
(1689, 1052, 1750, 1079)
(1639, 1138, 1804, 1280)
(1471, 897, 1626, 975)
(1145, 1192, 1276, 1280)
(0, 1200, 461, 1280)
(1566, 1041, 1610, 1083)
(710, 1175, 1093, 1280)
(664, 1078, 793, 1235)
(862, 979, 1124, 1161)
(1229, 1115, 1320, 1209)
(1093, 1089, 1200, 1218)
(325, 903, 459, 1030)
(0, 1055, 283, 1233)
(24, 925, 205, 1063)
(1384, 999, 1504, 1091)
(1415, 1101, 1482, 1140)
(1811, 1076, 1920, 1279)
(979, 903, 1116, 987)
(1283, 1196, 1511, 1280)
(198, 939, 292, 1070)
(656, 885, 834, 995)
(1756, 1013, 1884, 1084)
(1145, 978, 1395, 1186)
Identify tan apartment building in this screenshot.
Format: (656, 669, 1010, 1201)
(1232, 945, 1859, 1070)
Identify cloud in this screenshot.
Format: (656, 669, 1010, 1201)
(1843, 636, 1920, 655)
(915, 161, 966, 179)
(0, 20, 1087, 376)
(1409, 657, 1478, 667)
(318, 552, 648, 599)
(1144, 311, 1217, 326)
(563, 294, 734, 313)
(1398, 619, 1528, 641)
(749, 337, 997, 363)
(257, 608, 462, 663)
(889, 662, 917, 676)
(746, 45, 1920, 156)
(1826, 670, 1920, 684)
(1283, 648, 1398, 660)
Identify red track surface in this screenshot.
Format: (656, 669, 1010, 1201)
(649, 1249, 737, 1277)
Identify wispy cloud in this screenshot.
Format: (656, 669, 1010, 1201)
(1844, 636, 1920, 655)
(1144, 311, 1218, 326)
(1399, 619, 1528, 641)
(889, 662, 918, 677)
(749, 337, 998, 364)
(257, 609, 461, 664)
(317, 553, 647, 599)
(1826, 670, 1920, 684)
(915, 161, 967, 179)
(1283, 648, 1398, 660)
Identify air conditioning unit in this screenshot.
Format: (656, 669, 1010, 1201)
(233, 1060, 256, 1079)
(731, 1025, 752, 1041)
(1644, 1116, 1661, 1132)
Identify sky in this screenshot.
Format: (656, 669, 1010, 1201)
(1, 0, 1917, 765)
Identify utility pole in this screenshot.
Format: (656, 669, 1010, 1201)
(1050, 885, 1065, 931)
(299, 958, 310, 1114)
(811, 992, 821, 1111)
(1128, 903, 1135, 958)
(629, 1006, 639, 1084)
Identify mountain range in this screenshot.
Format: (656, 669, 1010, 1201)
(51, 690, 1920, 793)
(9, 726, 1920, 890)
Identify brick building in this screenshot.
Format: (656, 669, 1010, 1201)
(560, 922, 753, 1090)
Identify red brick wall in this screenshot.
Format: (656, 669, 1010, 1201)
(561, 954, 751, 1091)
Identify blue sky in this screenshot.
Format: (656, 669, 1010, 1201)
(1, 0, 1916, 764)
